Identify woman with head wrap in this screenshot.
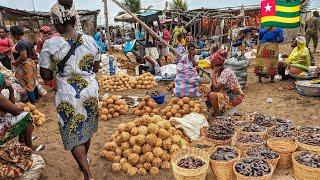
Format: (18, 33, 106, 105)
(0, 73, 40, 150)
(206, 49, 244, 116)
(39, 2, 100, 180)
(254, 27, 284, 82)
(285, 36, 311, 74)
(10, 26, 38, 103)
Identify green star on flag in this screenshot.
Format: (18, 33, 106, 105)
(261, 0, 301, 28)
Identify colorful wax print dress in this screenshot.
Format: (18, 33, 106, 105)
(39, 35, 100, 150)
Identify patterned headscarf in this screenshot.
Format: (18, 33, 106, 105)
(50, 2, 83, 33)
(210, 49, 228, 66)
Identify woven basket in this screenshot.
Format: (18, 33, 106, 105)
(171, 147, 210, 180)
(236, 141, 266, 157)
(266, 131, 296, 141)
(239, 128, 268, 138)
(205, 135, 233, 146)
(295, 138, 320, 153)
(191, 138, 215, 154)
(295, 126, 320, 136)
(267, 138, 298, 169)
(292, 151, 320, 180)
(209, 146, 241, 180)
(244, 149, 280, 170)
(233, 158, 274, 180)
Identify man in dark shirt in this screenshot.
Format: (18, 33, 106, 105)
(305, 11, 320, 54)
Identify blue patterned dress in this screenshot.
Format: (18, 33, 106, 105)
(39, 35, 100, 150)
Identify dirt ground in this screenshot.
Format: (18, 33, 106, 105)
(33, 43, 320, 180)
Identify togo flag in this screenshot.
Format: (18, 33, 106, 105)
(261, 0, 301, 28)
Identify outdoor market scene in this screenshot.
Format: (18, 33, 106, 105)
(0, 0, 320, 179)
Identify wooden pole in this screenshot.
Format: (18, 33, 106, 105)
(110, 0, 182, 57)
(103, 0, 112, 49)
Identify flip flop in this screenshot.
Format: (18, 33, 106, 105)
(34, 144, 47, 153)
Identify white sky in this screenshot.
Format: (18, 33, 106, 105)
(0, 0, 319, 25)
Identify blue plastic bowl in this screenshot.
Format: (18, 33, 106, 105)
(151, 94, 166, 104)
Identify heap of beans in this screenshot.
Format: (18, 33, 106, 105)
(177, 156, 206, 169)
(252, 113, 274, 128)
(297, 126, 320, 135)
(194, 144, 212, 149)
(268, 125, 295, 138)
(297, 134, 320, 146)
(242, 124, 266, 133)
(207, 123, 235, 140)
(210, 147, 239, 161)
(235, 158, 271, 177)
(296, 152, 320, 168)
(274, 118, 292, 126)
(237, 135, 265, 144)
(247, 147, 279, 160)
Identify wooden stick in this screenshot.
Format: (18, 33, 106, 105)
(111, 0, 182, 57)
(103, 0, 112, 49)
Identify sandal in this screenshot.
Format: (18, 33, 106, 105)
(34, 144, 47, 153)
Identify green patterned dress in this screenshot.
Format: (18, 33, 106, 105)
(39, 35, 100, 150)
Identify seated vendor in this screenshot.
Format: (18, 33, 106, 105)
(206, 49, 244, 117)
(179, 43, 198, 69)
(176, 33, 187, 48)
(0, 73, 44, 151)
(285, 36, 311, 75)
(137, 55, 160, 76)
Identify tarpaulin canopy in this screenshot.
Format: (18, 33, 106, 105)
(114, 13, 136, 23)
(138, 11, 162, 23)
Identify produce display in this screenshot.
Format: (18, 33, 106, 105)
(177, 156, 206, 169)
(268, 125, 295, 138)
(120, 95, 138, 108)
(296, 126, 320, 135)
(295, 151, 320, 168)
(206, 123, 235, 141)
(135, 73, 158, 89)
(235, 158, 271, 177)
(133, 96, 160, 116)
(98, 74, 136, 92)
(101, 115, 188, 176)
(20, 102, 46, 126)
(210, 146, 239, 161)
(252, 113, 274, 128)
(297, 134, 320, 146)
(161, 97, 207, 119)
(241, 124, 266, 133)
(246, 147, 279, 160)
(117, 57, 138, 71)
(237, 135, 266, 144)
(99, 95, 129, 121)
(166, 82, 175, 92)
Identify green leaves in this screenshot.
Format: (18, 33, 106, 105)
(169, 0, 188, 11)
(122, 0, 141, 13)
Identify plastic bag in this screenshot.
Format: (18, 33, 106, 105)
(170, 113, 209, 141)
(160, 64, 177, 79)
(20, 154, 46, 180)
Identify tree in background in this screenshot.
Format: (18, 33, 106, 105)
(122, 0, 141, 13)
(169, 0, 188, 11)
(301, 0, 311, 11)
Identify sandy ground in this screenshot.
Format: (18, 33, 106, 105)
(32, 44, 320, 180)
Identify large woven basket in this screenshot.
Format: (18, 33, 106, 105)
(191, 138, 215, 154)
(236, 140, 266, 157)
(267, 138, 298, 169)
(244, 148, 280, 170)
(266, 131, 296, 141)
(205, 136, 233, 146)
(233, 158, 274, 180)
(295, 138, 320, 153)
(171, 147, 210, 180)
(209, 146, 241, 180)
(292, 151, 320, 180)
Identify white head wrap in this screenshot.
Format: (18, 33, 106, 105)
(50, 2, 83, 33)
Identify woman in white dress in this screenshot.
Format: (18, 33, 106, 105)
(39, 2, 100, 180)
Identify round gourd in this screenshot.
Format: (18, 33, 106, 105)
(153, 147, 164, 158)
(146, 134, 157, 146)
(115, 148, 122, 156)
(138, 126, 148, 136)
(126, 122, 136, 132)
(147, 123, 159, 134)
(112, 163, 122, 172)
(120, 142, 130, 151)
(122, 149, 132, 158)
(129, 136, 136, 146)
(104, 151, 115, 161)
(135, 134, 146, 146)
(137, 167, 147, 176)
(158, 129, 171, 140)
(155, 138, 162, 147)
(161, 161, 171, 169)
(118, 123, 127, 133)
(104, 141, 118, 151)
(143, 162, 152, 171)
(120, 132, 130, 142)
(162, 139, 172, 150)
(113, 155, 121, 163)
(171, 135, 181, 144)
(170, 144, 180, 154)
(119, 158, 128, 166)
(121, 163, 132, 173)
(141, 144, 152, 154)
(130, 127, 139, 136)
(144, 152, 154, 163)
(128, 153, 140, 166)
(127, 167, 137, 176)
(150, 167, 159, 175)
(132, 145, 142, 155)
(152, 157, 162, 168)
(161, 152, 171, 161)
